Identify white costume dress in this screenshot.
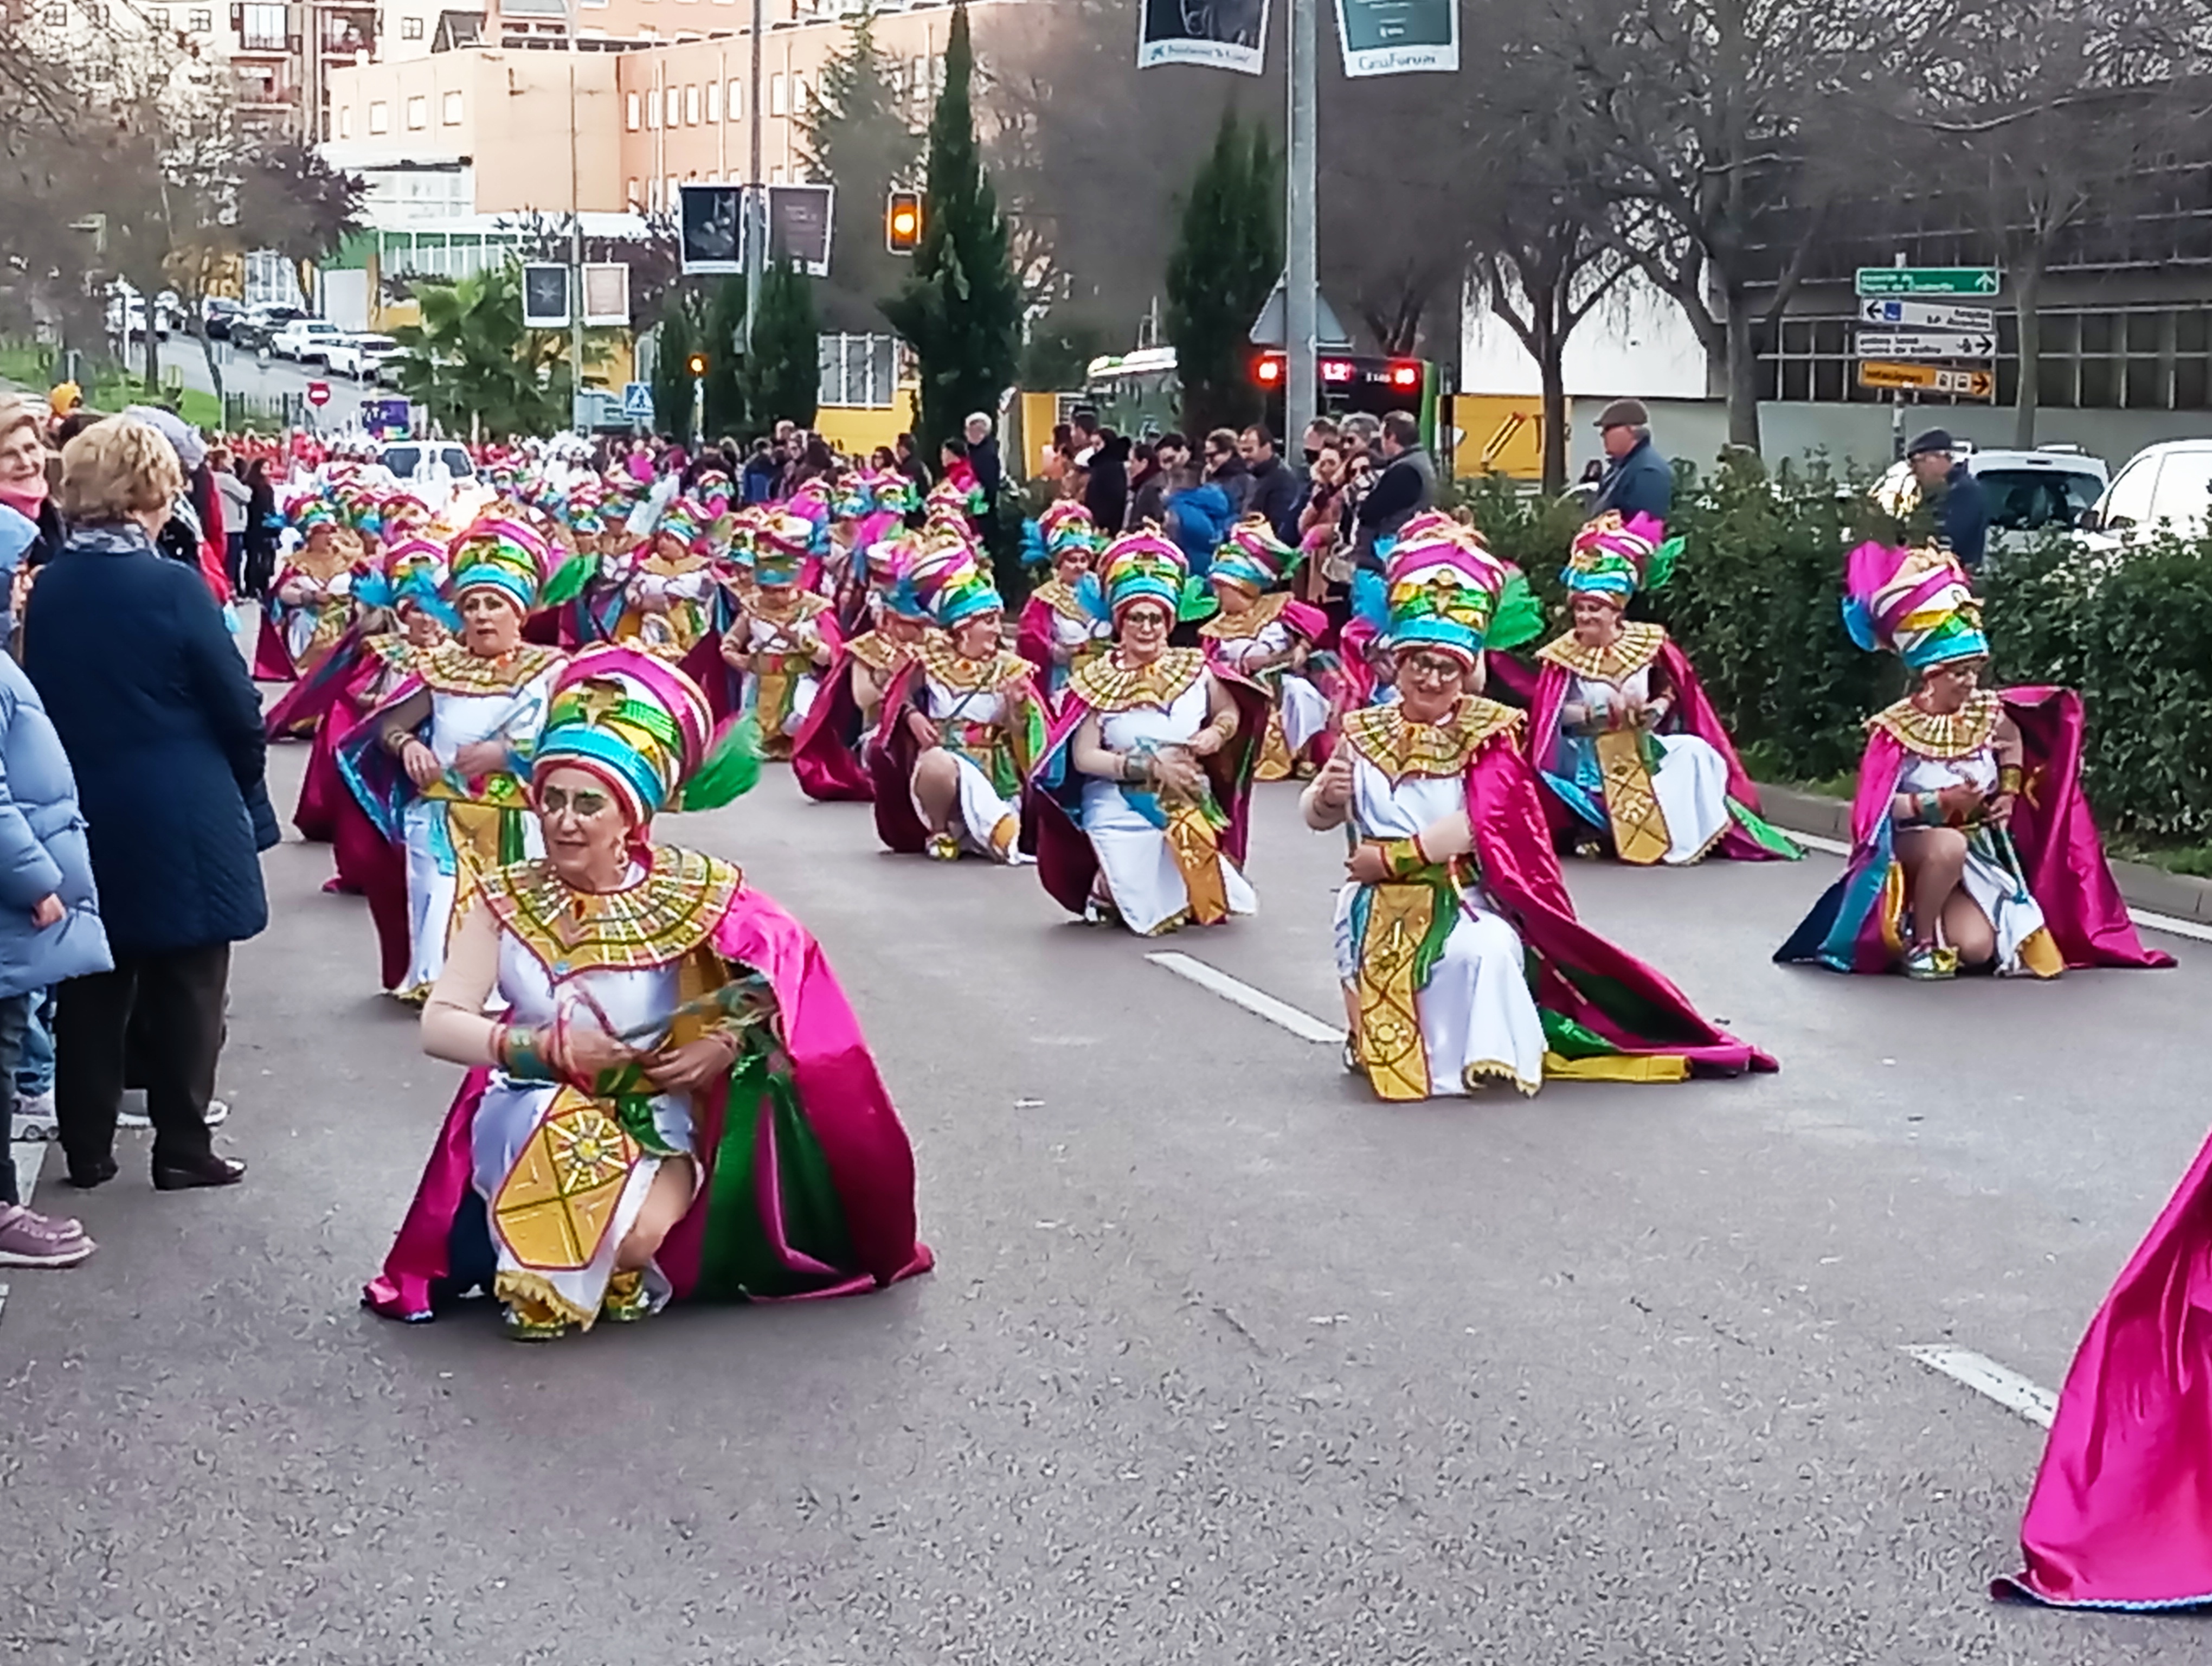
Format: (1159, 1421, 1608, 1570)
(1895, 746, 2051, 974)
(1332, 705, 1546, 1097)
(908, 643, 1032, 862)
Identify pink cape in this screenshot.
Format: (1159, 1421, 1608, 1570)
(1463, 734, 1776, 1074)
(1015, 595, 1063, 695)
(789, 648, 876, 803)
(363, 879, 932, 1321)
(1998, 1126, 2212, 1607)
(1526, 635, 1785, 860)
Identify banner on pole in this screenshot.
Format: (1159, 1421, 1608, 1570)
(678, 183, 744, 275)
(1139, 0, 1271, 75)
(1335, 0, 1456, 75)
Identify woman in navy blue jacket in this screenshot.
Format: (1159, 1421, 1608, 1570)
(25, 416, 272, 1193)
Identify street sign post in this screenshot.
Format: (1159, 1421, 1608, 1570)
(621, 381, 654, 424)
(1857, 297, 1996, 333)
(1857, 361, 1995, 399)
(1856, 267, 2000, 298)
(305, 380, 331, 408)
(1855, 329, 1996, 361)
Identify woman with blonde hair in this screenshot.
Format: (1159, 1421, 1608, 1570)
(26, 416, 272, 1192)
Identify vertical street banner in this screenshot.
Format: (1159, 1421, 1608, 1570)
(1335, 0, 1457, 75)
(1139, 0, 1271, 75)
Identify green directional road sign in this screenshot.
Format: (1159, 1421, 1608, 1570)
(1856, 267, 2001, 298)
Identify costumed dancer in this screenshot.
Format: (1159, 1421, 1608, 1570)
(870, 533, 1041, 862)
(790, 532, 935, 803)
(612, 497, 718, 656)
(1528, 512, 1797, 865)
(1302, 520, 1775, 1100)
(254, 498, 363, 691)
(1016, 501, 1112, 706)
(1777, 542, 2170, 980)
(363, 644, 933, 1338)
(1030, 531, 1268, 933)
(1201, 515, 1334, 780)
(339, 516, 567, 999)
(720, 510, 841, 759)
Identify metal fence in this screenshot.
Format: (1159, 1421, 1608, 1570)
(224, 391, 307, 433)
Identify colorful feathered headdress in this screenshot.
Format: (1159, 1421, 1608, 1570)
(531, 644, 759, 823)
(1098, 530, 1187, 621)
(1842, 541, 1987, 672)
(447, 515, 551, 613)
(1211, 516, 1301, 597)
(907, 531, 1002, 629)
(1562, 511, 1681, 605)
(1383, 516, 1541, 665)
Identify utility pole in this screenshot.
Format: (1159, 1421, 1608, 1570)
(568, 0, 587, 433)
(1889, 249, 1906, 461)
(1284, 0, 1317, 455)
(744, 0, 766, 350)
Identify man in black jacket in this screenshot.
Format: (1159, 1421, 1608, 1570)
(1353, 411, 1435, 571)
(1238, 424, 1301, 543)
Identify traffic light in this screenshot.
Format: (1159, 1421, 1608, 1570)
(885, 189, 922, 254)
(686, 352, 708, 379)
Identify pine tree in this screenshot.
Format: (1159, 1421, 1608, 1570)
(880, 0, 1021, 464)
(1165, 110, 1282, 442)
(703, 277, 750, 438)
(742, 260, 822, 429)
(800, 6, 922, 334)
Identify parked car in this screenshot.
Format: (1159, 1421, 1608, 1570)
(325, 333, 403, 382)
(272, 318, 346, 364)
(104, 285, 169, 343)
(2079, 439, 2212, 549)
(1871, 444, 2110, 559)
(379, 441, 475, 483)
(202, 297, 246, 340)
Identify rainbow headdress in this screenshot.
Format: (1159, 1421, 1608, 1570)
(382, 492, 428, 536)
(1212, 515, 1301, 595)
(692, 467, 734, 518)
(655, 498, 708, 556)
(749, 510, 816, 586)
(1562, 511, 1682, 605)
(1039, 501, 1102, 565)
(1098, 530, 1188, 621)
(563, 479, 607, 539)
(531, 644, 761, 824)
(908, 532, 1002, 629)
(831, 472, 875, 523)
(867, 531, 933, 623)
(869, 469, 920, 520)
(292, 498, 340, 537)
(1842, 541, 1988, 672)
(448, 515, 551, 612)
(1384, 517, 1542, 667)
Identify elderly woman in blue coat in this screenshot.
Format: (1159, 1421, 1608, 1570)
(26, 416, 271, 1194)
(0, 506, 112, 1264)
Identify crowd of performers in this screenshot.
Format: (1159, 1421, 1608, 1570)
(241, 438, 2212, 1620)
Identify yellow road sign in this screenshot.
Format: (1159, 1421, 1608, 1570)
(1857, 360, 1995, 399)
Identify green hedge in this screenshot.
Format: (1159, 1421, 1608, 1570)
(1456, 454, 2212, 841)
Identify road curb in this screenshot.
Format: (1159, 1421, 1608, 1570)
(1754, 781, 2212, 925)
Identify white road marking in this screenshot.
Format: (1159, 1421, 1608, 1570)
(1146, 951, 1346, 1045)
(1791, 830, 1851, 857)
(1902, 1344, 2056, 1429)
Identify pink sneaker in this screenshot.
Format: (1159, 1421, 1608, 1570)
(0, 1206, 95, 1267)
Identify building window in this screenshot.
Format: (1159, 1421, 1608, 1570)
(648, 176, 661, 212)
(337, 105, 352, 138)
(791, 72, 807, 113)
(627, 177, 642, 209)
(39, 4, 63, 26)
(187, 7, 209, 27)
(769, 72, 785, 116)
(705, 80, 718, 122)
(818, 334, 899, 408)
(626, 90, 640, 130)
(665, 175, 679, 211)
(684, 84, 699, 124)
(368, 100, 389, 133)
(910, 56, 925, 101)
(148, 6, 169, 28)
(441, 89, 462, 124)
(239, 2, 284, 49)
(399, 14, 421, 35)
(664, 86, 678, 126)
(646, 89, 658, 127)
(405, 94, 427, 129)
(726, 79, 741, 120)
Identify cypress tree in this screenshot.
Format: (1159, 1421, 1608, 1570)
(880, 0, 1021, 463)
(703, 277, 750, 439)
(651, 293, 700, 443)
(1165, 110, 1282, 442)
(801, 6, 922, 332)
(742, 260, 822, 430)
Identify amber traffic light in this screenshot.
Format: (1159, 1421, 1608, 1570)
(886, 189, 922, 254)
(685, 352, 708, 378)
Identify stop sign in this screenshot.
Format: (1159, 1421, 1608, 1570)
(305, 380, 331, 408)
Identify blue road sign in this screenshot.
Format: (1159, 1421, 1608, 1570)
(622, 381, 655, 422)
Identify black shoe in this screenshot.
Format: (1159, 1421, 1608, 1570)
(152, 1154, 247, 1191)
(61, 1155, 119, 1190)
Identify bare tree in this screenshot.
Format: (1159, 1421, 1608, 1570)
(1900, 0, 2208, 446)
(1560, 0, 1935, 452)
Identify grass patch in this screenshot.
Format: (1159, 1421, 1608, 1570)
(2102, 835, 2212, 879)
(1, 339, 220, 430)
(1738, 741, 1859, 803)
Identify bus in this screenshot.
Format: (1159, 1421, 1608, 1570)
(1082, 345, 1438, 450)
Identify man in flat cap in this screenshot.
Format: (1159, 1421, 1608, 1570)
(1905, 427, 1989, 572)
(1586, 398, 1672, 522)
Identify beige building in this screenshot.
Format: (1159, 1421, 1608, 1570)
(323, 0, 986, 220)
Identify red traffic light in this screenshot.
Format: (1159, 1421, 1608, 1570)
(1253, 353, 1284, 387)
(886, 190, 922, 254)
(1387, 360, 1423, 390)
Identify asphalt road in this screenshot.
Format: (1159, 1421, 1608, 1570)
(158, 335, 384, 429)
(4, 740, 2209, 1664)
